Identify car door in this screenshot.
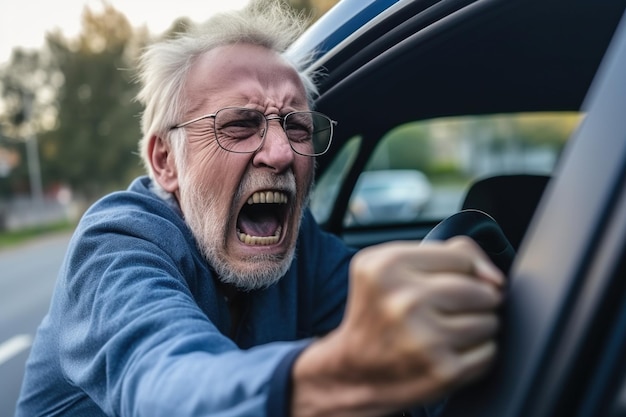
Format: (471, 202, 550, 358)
(440, 10, 626, 417)
(290, 0, 626, 415)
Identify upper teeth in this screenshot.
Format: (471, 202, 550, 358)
(247, 191, 288, 205)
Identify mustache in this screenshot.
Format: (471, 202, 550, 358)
(235, 171, 297, 201)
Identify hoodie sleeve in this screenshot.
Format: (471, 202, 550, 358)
(52, 194, 318, 417)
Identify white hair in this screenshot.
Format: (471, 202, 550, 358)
(135, 0, 318, 176)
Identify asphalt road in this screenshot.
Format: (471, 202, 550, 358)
(0, 232, 72, 417)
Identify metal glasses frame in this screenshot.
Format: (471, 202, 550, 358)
(170, 107, 337, 157)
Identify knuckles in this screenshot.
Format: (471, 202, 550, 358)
(334, 238, 502, 406)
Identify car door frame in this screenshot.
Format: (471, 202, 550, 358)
(440, 10, 626, 417)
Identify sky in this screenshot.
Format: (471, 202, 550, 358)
(0, 0, 251, 65)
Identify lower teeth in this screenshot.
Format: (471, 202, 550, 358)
(237, 227, 282, 246)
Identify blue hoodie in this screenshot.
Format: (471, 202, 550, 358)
(15, 176, 355, 416)
(16, 176, 445, 417)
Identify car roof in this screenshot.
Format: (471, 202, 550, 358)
(289, 0, 626, 174)
(287, 0, 401, 63)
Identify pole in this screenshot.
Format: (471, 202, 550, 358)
(22, 91, 44, 205)
(25, 132, 43, 205)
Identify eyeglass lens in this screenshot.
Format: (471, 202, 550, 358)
(213, 108, 332, 156)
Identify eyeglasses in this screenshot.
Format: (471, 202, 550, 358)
(171, 107, 336, 157)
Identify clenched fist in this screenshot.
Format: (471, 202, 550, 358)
(292, 237, 504, 417)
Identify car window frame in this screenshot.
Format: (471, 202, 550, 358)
(439, 10, 626, 416)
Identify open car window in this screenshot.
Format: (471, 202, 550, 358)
(310, 135, 361, 223)
(310, 112, 582, 228)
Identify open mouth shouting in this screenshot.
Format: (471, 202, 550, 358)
(236, 190, 289, 246)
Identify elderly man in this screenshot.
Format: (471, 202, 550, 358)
(16, 1, 503, 416)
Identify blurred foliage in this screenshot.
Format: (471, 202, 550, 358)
(0, 0, 337, 202)
(38, 4, 147, 200)
(366, 124, 433, 172)
(364, 112, 581, 185)
(0, 4, 148, 201)
(0, 49, 58, 197)
(289, 0, 338, 20)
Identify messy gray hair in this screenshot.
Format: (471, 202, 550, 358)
(135, 0, 317, 177)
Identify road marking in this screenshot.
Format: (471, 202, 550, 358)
(0, 334, 33, 366)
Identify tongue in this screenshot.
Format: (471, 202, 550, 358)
(238, 207, 280, 237)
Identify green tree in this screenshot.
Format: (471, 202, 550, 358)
(0, 0, 339, 204)
(0, 48, 60, 201)
(39, 4, 146, 200)
(366, 123, 433, 173)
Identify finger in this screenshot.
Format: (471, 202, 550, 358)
(434, 312, 500, 351)
(446, 237, 505, 287)
(454, 340, 498, 387)
(408, 238, 505, 287)
(409, 340, 497, 399)
(425, 274, 503, 313)
(470, 256, 505, 287)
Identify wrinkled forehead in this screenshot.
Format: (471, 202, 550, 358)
(184, 43, 308, 110)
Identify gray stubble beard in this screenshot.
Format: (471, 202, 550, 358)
(179, 168, 311, 291)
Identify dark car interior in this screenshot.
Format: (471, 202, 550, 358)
(460, 173, 549, 250)
(308, 0, 626, 248)
(298, 0, 626, 415)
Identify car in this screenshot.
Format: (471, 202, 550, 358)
(345, 169, 432, 226)
(287, 0, 626, 416)
(312, 169, 433, 226)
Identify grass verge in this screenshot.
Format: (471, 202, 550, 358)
(0, 220, 76, 249)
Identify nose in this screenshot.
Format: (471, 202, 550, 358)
(252, 121, 295, 173)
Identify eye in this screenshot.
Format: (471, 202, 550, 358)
(220, 120, 258, 139)
(216, 109, 264, 140)
(285, 114, 313, 143)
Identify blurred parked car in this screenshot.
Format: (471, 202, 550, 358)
(346, 169, 432, 226)
(288, 0, 626, 416)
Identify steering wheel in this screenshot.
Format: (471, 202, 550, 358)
(422, 209, 515, 274)
(421, 209, 515, 416)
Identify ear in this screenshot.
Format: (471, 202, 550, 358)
(148, 134, 179, 194)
